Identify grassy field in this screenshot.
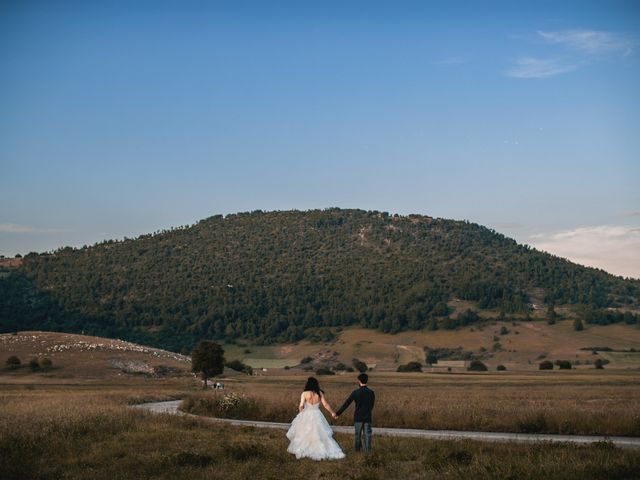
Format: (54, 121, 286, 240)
(3, 331, 640, 478)
(2, 380, 640, 480)
(182, 370, 640, 436)
(224, 322, 640, 370)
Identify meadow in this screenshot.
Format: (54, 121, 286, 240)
(182, 370, 640, 436)
(2, 379, 640, 480)
(2, 331, 640, 479)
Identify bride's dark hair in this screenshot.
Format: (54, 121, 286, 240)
(304, 376, 323, 395)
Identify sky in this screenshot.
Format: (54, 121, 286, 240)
(1, 1, 639, 278)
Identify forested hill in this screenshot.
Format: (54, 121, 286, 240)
(1, 209, 639, 351)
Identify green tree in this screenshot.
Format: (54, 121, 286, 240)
(191, 341, 225, 389)
(573, 318, 584, 331)
(546, 305, 557, 325)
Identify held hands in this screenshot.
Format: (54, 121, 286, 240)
(332, 413, 339, 420)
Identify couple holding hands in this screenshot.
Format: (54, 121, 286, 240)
(286, 373, 375, 460)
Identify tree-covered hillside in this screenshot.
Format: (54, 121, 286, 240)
(1, 209, 638, 351)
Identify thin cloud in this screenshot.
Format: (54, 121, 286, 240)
(0, 223, 68, 234)
(506, 29, 636, 79)
(619, 210, 640, 217)
(432, 56, 467, 66)
(538, 30, 637, 56)
(505, 57, 581, 78)
(529, 225, 640, 279)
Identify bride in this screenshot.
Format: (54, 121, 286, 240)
(286, 377, 345, 460)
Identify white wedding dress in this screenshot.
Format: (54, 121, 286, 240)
(286, 401, 345, 460)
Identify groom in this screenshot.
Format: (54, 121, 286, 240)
(333, 373, 375, 453)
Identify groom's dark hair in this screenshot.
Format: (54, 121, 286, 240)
(357, 373, 368, 384)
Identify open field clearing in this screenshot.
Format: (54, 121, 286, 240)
(2, 382, 639, 480)
(182, 371, 640, 436)
(224, 323, 640, 370)
(2, 332, 640, 478)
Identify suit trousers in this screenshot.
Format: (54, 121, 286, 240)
(354, 422, 372, 452)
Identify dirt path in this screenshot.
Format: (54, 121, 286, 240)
(132, 400, 640, 449)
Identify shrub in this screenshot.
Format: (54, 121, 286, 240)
(539, 360, 554, 370)
(352, 358, 368, 373)
(595, 358, 606, 369)
(300, 356, 313, 364)
(5, 356, 20, 369)
(38, 358, 52, 369)
(424, 347, 477, 361)
(397, 361, 422, 372)
(315, 367, 335, 375)
(334, 362, 347, 371)
(225, 359, 252, 375)
(518, 414, 548, 433)
(555, 360, 572, 370)
(496, 364, 506, 371)
(28, 358, 40, 371)
(192, 392, 262, 419)
(467, 360, 488, 372)
(573, 318, 584, 331)
(499, 326, 509, 335)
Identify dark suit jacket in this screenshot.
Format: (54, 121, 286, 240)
(336, 386, 375, 423)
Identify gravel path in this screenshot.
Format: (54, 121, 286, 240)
(132, 400, 640, 449)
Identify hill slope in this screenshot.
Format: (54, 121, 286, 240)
(1, 209, 639, 350)
(0, 331, 191, 379)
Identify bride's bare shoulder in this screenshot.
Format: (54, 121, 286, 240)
(302, 390, 320, 401)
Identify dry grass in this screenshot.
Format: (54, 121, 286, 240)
(0, 331, 192, 380)
(1, 383, 639, 480)
(183, 371, 640, 436)
(224, 323, 640, 371)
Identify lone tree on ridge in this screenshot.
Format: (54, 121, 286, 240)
(191, 341, 225, 389)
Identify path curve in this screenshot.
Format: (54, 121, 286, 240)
(132, 400, 640, 449)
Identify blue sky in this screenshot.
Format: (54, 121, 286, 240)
(1, 1, 639, 277)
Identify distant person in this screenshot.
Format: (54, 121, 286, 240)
(286, 377, 345, 460)
(334, 373, 375, 453)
